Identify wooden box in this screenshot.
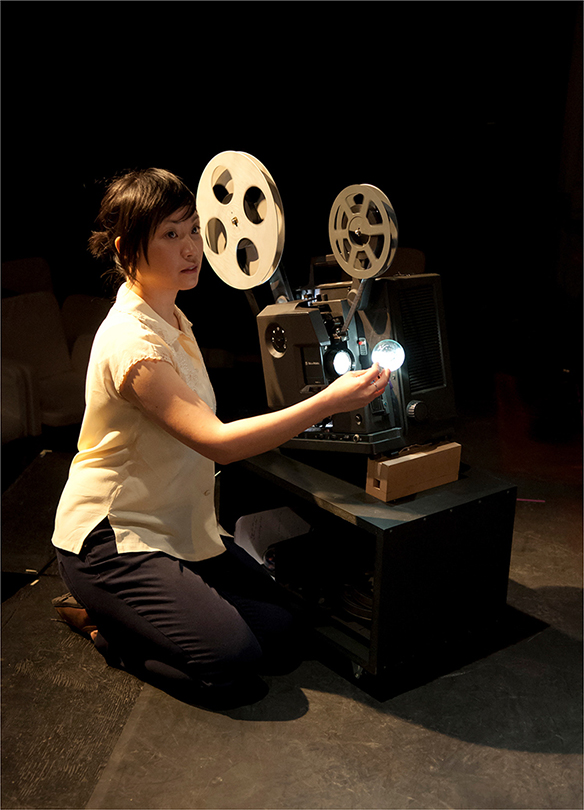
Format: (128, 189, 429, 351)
(366, 442, 462, 502)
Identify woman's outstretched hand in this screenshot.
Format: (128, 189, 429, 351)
(322, 363, 391, 415)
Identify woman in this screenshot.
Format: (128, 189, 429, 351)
(52, 167, 391, 709)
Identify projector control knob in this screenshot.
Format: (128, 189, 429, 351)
(407, 400, 429, 422)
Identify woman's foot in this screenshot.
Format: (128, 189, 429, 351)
(52, 592, 98, 639)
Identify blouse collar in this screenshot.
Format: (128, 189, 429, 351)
(113, 282, 193, 344)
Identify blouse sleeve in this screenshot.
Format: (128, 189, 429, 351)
(95, 321, 176, 394)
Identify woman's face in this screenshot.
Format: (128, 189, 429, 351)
(133, 208, 204, 293)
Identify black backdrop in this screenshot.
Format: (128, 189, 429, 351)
(3, 1, 582, 421)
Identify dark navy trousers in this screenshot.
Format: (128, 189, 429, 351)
(56, 518, 303, 699)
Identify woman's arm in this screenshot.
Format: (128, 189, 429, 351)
(121, 359, 391, 465)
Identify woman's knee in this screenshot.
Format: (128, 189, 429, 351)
(207, 620, 263, 671)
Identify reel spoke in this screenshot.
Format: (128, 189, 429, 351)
(364, 242, 378, 266)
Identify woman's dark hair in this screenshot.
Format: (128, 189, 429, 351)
(88, 168, 197, 283)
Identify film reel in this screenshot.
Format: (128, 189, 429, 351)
(196, 151, 285, 290)
(328, 184, 398, 280)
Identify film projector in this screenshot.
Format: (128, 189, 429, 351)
(198, 154, 517, 696)
(197, 151, 457, 464)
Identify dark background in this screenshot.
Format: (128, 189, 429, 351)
(2, 1, 582, 426)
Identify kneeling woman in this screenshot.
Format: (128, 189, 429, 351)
(52, 167, 390, 708)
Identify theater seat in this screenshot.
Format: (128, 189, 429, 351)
(1, 291, 110, 432)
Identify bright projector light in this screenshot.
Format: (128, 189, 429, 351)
(332, 349, 353, 376)
(371, 339, 405, 371)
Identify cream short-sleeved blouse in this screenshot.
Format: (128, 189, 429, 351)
(51, 282, 226, 562)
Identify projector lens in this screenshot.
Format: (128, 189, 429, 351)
(332, 350, 353, 376)
(371, 339, 405, 371)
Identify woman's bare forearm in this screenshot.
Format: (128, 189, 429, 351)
(123, 359, 390, 465)
(202, 391, 333, 464)
(186, 364, 390, 464)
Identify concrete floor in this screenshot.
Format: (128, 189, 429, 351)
(2, 382, 582, 810)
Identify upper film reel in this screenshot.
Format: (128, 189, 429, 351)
(328, 184, 398, 280)
(196, 151, 285, 290)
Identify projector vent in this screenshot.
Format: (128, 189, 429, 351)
(399, 285, 445, 393)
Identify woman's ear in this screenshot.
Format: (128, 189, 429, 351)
(114, 236, 121, 253)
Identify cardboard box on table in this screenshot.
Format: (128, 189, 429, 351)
(366, 442, 462, 502)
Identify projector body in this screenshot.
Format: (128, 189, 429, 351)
(257, 270, 457, 455)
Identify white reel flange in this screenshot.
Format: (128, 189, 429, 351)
(196, 151, 285, 290)
(328, 184, 398, 280)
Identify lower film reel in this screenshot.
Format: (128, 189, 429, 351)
(196, 151, 285, 290)
(328, 184, 398, 280)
